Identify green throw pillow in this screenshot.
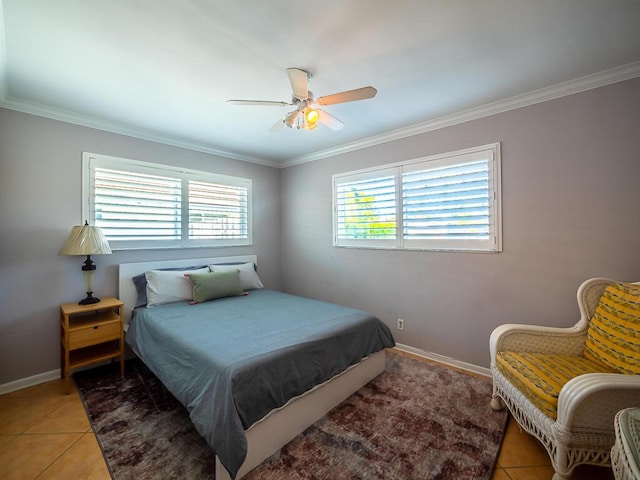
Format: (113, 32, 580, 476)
(186, 270, 244, 304)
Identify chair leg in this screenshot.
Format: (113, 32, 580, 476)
(491, 396, 506, 411)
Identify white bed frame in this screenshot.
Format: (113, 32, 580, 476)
(118, 255, 386, 479)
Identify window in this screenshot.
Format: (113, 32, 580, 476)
(333, 143, 501, 252)
(82, 152, 252, 249)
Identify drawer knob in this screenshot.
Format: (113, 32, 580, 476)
(93, 325, 99, 330)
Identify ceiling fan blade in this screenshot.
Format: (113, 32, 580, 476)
(317, 109, 344, 131)
(287, 68, 309, 101)
(269, 117, 286, 132)
(227, 100, 291, 106)
(316, 86, 377, 106)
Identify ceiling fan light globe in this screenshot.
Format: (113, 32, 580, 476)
(285, 114, 297, 128)
(305, 108, 319, 124)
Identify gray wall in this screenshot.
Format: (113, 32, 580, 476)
(279, 78, 640, 368)
(0, 109, 281, 385)
(2, 77, 639, 386)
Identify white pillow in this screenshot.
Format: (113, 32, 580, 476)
(145, 268, 209, 306)
(208, 262, 263, 291)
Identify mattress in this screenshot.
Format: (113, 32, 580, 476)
(125, 289, 395, 478)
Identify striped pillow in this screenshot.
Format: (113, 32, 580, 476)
(583, 282, 640, 375)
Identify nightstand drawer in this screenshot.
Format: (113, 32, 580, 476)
(69, 321, 121, 349)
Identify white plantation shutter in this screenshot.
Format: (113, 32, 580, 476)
(334, 168, 398, 247)
(402, 149, 498, 251)
(188, 180, 249, 240)
(333, 144, 501, 252)
(83, 153, 252, 249)
(94, 168, 182, 241)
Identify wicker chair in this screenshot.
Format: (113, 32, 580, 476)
(489, 277, 640, 480)
(611, 408, 640, 480)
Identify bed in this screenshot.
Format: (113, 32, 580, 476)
(118, 255, 395, 479)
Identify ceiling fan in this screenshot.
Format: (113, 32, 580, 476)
(227, 68, 377, 132)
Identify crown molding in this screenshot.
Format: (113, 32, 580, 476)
(1, 60, 638, 169)
(0, 1, 7, 100)
(281, 61, 640, 168)
(0, 96, 280, 168)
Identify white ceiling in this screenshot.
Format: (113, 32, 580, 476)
(2, 0, 640, 167)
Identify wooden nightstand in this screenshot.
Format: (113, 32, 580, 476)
(60, 297, 124, 394)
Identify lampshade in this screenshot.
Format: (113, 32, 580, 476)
(59, 222, 112, 256)
(59, 221, 111, 305)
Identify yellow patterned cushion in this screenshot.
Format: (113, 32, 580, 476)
(496, 352, 614, 419)
(583, 282, 640, 374)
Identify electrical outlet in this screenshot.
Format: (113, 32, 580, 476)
(397, 318, 404, 331)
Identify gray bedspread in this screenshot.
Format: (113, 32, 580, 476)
(125, 289, 395, 479)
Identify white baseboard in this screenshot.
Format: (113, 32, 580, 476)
(1, 345, 490, 396)
(0, 369, 61, 395)
(394, 343, 491, 378)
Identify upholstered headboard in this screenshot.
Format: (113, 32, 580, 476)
(118, 254, 258, 328)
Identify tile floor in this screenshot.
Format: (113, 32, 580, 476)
(0, 364, 615, 480)
(0, 379, 110, 480)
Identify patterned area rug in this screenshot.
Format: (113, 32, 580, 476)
(75, 351, 507, 480)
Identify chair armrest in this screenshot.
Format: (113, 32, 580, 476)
(557, 373, 640, 431)
(489, 323, 587, 367)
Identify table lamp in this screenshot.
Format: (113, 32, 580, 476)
(59, 221, 112, 304)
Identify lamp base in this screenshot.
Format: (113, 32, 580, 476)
(79, 292, 101, 305)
